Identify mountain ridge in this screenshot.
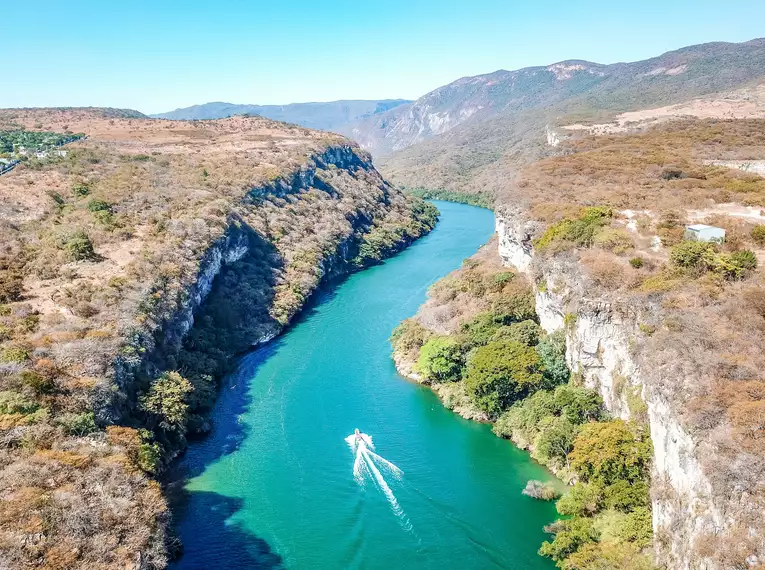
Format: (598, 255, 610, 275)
(151, 99, 412, 131)
(354, 37, 765, 195)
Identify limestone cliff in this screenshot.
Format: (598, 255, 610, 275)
(0, 108, 437, 570)
(495, 207, 740, 569)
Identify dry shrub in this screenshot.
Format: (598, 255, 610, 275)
(593, 227, 634, 254)
(581, 250, 628, 290)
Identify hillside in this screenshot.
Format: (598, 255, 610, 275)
(347, 38, 765, 195)
(0, 108, 436, 569)
(151, 99, 411, 131)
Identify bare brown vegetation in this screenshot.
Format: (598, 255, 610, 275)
(0, 108, 432, 568)
(492, 118, 765, 567)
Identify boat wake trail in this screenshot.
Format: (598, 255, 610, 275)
(346, 431, 412, 532)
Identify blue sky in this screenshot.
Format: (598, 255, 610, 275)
(3, 0, 764, 114)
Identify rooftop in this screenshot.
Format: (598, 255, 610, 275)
(687, 223, 723, 231)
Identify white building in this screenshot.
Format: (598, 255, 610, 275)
(685, 224, 726, 243)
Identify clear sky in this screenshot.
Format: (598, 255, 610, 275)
(3, 0, 764, 114)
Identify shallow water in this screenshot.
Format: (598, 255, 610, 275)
(171, 201, 558, 569)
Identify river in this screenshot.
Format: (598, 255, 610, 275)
(170, 201, 559, 569)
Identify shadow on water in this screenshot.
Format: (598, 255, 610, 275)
(166, 286, 342, 567)
(171, 491, 284, 570)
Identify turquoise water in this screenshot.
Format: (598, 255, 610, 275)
(171, 201, 559, 569)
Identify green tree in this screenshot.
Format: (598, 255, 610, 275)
(556, 482, 604, 517)
(465, 339, 544, 416)
(139, 371, 194, 432)
(569, 420, 652, 486)
(539, 517, 598, 564)
(603, 479, 650, 512)
(417, 336, 464, 382)
(563, 541, 654, 570)
(553, 384, 604, 424)
(535, 415, 578, 466)
(491, 319, 542, 346)
(537, 330, 570, 387)
(614, 506, 653, 547)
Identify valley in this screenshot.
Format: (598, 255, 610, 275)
(1, 29, 765, 570)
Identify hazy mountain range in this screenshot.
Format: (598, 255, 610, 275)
(359, 38, 765, 193)
(151, 99, 411, 131)
(151, 38, 765, 195)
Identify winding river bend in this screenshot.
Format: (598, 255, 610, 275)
(171, 202, 558, 569)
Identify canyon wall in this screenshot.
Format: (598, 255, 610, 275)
(496, 208, 726, 569)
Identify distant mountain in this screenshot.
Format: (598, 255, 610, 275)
(151, 99, 411, 131)
(343, 38, 765, 194)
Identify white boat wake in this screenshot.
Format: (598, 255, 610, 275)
(346, 430, 412, 532)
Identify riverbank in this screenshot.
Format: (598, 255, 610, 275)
(171, 201, 560, 569)
(390, 235, 654, 569)
(0, 108, 439, 569)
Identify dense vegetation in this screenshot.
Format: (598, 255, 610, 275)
(390, 254, 655, 568)
(0, 130, 85, 157)
(405, 187, 494, 209)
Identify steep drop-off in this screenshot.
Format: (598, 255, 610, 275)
(496, 207, 762, 569)
(0, 108, 435, 569)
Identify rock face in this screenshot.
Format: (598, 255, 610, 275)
(495, 209, 727, 569)
(102, 144, 431, 427)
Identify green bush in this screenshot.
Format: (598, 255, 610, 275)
(629, 257, 644, 269)
(494, 389, 557, 440)
(563, 541, 654, 570)
(64, 231, 97, 261)
(603, 479, 650, 512)
(87, 199, 112, 213)
(715, 249, 757, 280)
(56, 411, 97, 436)
(669, 240, 716, 272)
(137, 430, 162, 474)
(1, 344, 30, 363)
(593, 228, 633, 254)
(461, 311, 508, 347)
(670, 240, 757, 280)
(535, 207, 613, 251)
(534, 415, 577, 465)
(490, 291, 537, 323)
(613, 506, 653, 547)
(20, 370, 57, 395)
(552, 385, 604, 424)
(752, 225, 765, 246)
(72, 182, 90, 197)
(557, 483, 604, 517)
(465, 339, 544, 416)
(494, 384, 603, 454)
(390, 319, 431, 353)
(416, 336, 464, 383)
(0, 390, 39, 415)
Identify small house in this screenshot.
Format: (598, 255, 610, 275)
(685, 224, 726, 243)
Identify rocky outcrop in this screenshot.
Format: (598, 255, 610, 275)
(495, 208, 728, 569)
(98, 144, 433, 430)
